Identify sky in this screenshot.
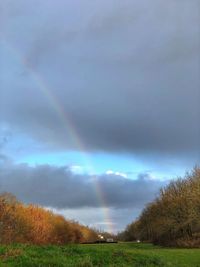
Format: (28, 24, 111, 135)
(0, 0, 200, 233)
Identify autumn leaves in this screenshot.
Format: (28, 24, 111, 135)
(0, 193, 97, 244)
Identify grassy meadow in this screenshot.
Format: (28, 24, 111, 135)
(0, 242, 200, 267)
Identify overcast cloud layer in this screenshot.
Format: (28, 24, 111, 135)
(0, 0, 199, 160)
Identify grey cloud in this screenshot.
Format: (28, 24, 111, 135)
(0, 161, 166, 209)
(0, 130, 11, 150)
(0, 137, 8, 150)
(0, 0, 199, 161)
(0, 154, 8, 164)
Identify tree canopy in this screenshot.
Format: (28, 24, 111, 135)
(0, 192, 97, 244)
(119, 167, 200, 247)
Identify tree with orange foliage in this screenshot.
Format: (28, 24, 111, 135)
(0, 192, 98, 245)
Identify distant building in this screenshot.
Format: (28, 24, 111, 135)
(106, 238, 114, 243)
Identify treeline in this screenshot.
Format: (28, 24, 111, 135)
(0, 193, 98, 244)
(119, 167, 200, 247)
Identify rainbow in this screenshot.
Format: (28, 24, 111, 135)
(2, 38, 114, 233)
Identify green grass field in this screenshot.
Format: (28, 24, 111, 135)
(0, 243, 200, 267)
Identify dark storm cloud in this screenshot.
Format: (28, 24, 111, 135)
(0, 0, 199, 159)
(0, 160, 166, 209)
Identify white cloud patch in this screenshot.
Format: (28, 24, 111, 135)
(69, 165, 83, 174)
(106, 170, 127, 178)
